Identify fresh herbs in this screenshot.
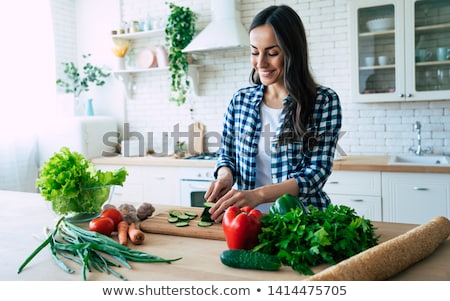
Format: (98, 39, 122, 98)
(36, 147, 128, 215)
(18, 218, 181, 280)
(253, 204, 379, 275)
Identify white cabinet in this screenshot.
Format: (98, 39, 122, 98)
(382, 172, 450, 224)
(324, 171, 382, 221)
(350, 0, 450, 102)
(145, 166, 180, 206)
(95, 164, 180, 206)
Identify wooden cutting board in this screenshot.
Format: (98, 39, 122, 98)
(140, 206, 225, 240)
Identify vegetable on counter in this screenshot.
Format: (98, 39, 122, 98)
(100, 207, 123, 230)
(88, 216, 115, 236)
(254, 204, 379, 275)
(118, 203, 138, 224)
(220, 249, 281, 271)
(17, 218, 181, 281)
(128, 222, 145, 245)
(36, 147, 127, 215)
(117, 220, 129, 246)
(269, 193, 309, 215)
(137, 202, 155, 220)
(222, 206, 263, 250)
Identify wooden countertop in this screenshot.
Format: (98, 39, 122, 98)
(2, 190, 449, 281)
(92, 155, 450, 173)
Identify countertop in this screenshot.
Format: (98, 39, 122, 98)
(2, 190, 449, 281)
(91, 155, 450, 173)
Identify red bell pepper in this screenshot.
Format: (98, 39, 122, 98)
(222, 205, 263, 250)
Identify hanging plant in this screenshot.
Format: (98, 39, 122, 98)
(165, 2, 196, 105)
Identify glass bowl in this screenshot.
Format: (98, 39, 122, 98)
(47, 185, 115, 223)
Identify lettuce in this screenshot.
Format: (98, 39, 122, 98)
(36, 147, 127, 215)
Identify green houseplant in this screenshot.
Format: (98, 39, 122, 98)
(165, 2, 196, 105)
(56, 53, 111, 98)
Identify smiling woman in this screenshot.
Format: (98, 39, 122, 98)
(0, 0, 56, 192)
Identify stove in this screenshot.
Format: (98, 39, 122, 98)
(183, 152, 219, 160)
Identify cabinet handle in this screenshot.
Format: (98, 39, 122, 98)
(413, 187, 429, 191)
(407, 93, 413, 98)
(351, 199, 364, 202)
(155, 177, 166, 180)
(328, 181, 339, 184)
(399, 93, 405, 98)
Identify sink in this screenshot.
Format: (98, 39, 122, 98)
(389, 155, 450, 166)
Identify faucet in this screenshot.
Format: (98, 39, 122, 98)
(408, 121, 431, 156)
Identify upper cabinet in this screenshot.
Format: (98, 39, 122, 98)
(350, 0, 450, 103)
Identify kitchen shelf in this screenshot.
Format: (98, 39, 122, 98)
(112, 29, 165, 40)
(114, 65, 200, 98)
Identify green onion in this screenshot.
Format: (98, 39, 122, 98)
(18, 217, 182, 280)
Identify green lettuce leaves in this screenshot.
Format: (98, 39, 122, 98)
(36, 147, 127, 215)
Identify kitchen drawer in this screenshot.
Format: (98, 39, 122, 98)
(324, 171, 381, 196)
(328, 193, 382, 221)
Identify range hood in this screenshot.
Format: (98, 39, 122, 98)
(183, 0, 249, 53)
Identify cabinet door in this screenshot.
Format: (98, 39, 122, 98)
(382, 172, 450, 224)
(350, 0, 450, 102)
(408, 0, 450, 101)
(350, 0, 405, 102)
(144, 167, 180, 205)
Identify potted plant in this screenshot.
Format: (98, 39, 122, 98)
(56, 53, 111, 115)
(165, 2, 196, 106)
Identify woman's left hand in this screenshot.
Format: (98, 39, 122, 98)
(209, 189, 262, 223)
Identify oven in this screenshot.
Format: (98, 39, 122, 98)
(179, 153, 218, 207)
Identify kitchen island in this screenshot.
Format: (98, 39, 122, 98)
(1, 190, 449, 281)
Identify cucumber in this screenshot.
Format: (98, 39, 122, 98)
(219, 249, 281, 271)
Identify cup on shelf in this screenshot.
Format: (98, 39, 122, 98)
(378, 56, 390, 66)
(436, 47, 450, 61)
(364, 56, 375, 66)
(416, 49, 432, 62)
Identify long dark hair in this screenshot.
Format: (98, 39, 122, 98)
(249, 5, 317, 145)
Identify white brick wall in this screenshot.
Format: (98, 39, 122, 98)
(54, 0, 450, 156)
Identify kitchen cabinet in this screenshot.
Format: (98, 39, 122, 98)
(324, 171, 382, 221)
(382, 172, 450, 224)
(95, 164, 180, 206)
(350, 0, 450, 102)
(111, 29, 199, 98)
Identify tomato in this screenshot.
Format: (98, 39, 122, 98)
(89, 217, 115, 236)
(100, 208, 123, 230)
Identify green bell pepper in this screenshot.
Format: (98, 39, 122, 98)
(269, 194, 309, 215)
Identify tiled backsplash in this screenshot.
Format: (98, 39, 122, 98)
(54, 0, 450, 156)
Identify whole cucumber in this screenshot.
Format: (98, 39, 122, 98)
(220, 249, 281, 271)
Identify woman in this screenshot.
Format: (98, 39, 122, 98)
(205, 5, 342, 222)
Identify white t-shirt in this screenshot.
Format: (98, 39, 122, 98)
(255, 102, 282, 213)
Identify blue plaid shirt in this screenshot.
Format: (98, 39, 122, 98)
(215, 84, 342, 210)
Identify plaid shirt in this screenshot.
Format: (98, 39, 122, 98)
(215, 84, 342, 210)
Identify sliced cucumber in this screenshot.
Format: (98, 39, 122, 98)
(175, 221, 189, 227)
(177, 214, 190, 221)
(167, 217, 178, 223)
(220, 249, 281, 271)
(169, 210, 183, 217)
(197, 221, 213, 227)
(203, 202, 215, 208)
(184, 211, 198, 218)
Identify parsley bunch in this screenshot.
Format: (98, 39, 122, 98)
(37, 147, 127, 215)
(254, 204, 379, 275)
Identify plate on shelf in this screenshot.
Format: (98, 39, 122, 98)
(366, 18, 394, 32)
(136, 46, 157, 69)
